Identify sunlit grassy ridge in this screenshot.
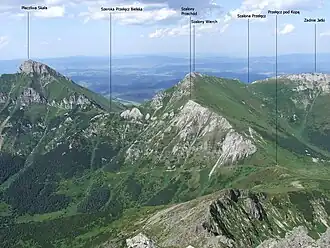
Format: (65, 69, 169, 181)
(0, 69, 330, 247)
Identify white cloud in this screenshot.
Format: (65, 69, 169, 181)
(0, 1, 64, 18)
(148, 0, 322, 39)
(39, 37, 62, 45)
(224, 0, 323, 25)
(148, 19, 227, 38)
(0, 0, 224, 31)
(48, 0, 221, 11)
(78, 0, 199, 26)
(117, 8, 177, 25)
(80, 5, 178, 25)
(33, 5, 65, 18)
(224, 8, 268, 26)
(0, 36, 9, 49)
(320, 31, 330, 37)
(188, 0, 323, 40)
(278, 24, 295, 35)
(238, 0, 323, 10)
(149, 27, 186, 38)
(0, 0, 221, 21)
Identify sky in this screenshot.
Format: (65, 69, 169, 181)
(0, 0, 329, 59)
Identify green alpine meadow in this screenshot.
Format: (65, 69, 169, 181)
(1, 60, 330, 248)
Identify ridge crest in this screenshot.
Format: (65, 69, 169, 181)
(19, 59, 59, 76)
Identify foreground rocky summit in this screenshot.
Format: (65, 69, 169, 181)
(126, 233, 157, 248)
(124, 189, 330, 248)
(1, 61, 330, 248)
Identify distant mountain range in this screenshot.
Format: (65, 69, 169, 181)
(1, 54, 329, 103)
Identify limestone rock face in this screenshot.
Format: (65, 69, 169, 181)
(124, 97, 257, 176)
(121, 107, 143, 120)
(126, 233, 157, 248)
(16, 60, 97, 110)
(21, 87, 45, 105)
(203, 189, 268, 241)
(279, 73, 330, 94)
(253, 73, 330, 95)
(19, 60, 57, 75)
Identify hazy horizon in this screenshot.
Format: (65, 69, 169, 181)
(1, 52, 330, 62)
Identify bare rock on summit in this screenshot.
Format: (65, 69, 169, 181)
(126, 233, 157, 248)
(19, 59, 58, 75)
(253, 73, 330, 94)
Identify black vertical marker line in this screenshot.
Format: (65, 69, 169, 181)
(275, 14, 278, 165)
(109, 12, 112, 113)
(314, 23, 317, 73)
(193, 25, 196, 72)
(247, 19, 250, 83)
(189, 16, 192, 100)
(27, 11, 30, 59)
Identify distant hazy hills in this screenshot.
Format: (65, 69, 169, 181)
(1, 54, 330, 103)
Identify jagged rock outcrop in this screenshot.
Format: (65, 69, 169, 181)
(168, 72, 202, 105)
(120, 107, 143, 120)
(149, 72, 202, 112)
(15, 60, 101, 109)
(21, 87, 46, 105)
(49, 94, 91, 109)
(0, 92, 7, 103)
(202, 189, 268, 241)
(138, 189, 330, 248)
(253, 73, 330, 94)
(19, 59, 59, 77)
(257, 226, 330, 248)
(126, 233, 157, 248)
(279, 73, 330, 94)
(150, 91, 165, 110)
(125, 98, 257, 177)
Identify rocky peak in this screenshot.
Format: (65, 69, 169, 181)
(149, 72, 203, 112)
(19, 60, 59, 77)
(161, 72, 203, 106)
(126, 233, 157, 248)
(278, 73, 330, 83)
(184, 72, 203, 79)
(179, 72, 202, 89)
(253, 73, 330, 93)
(280, 73, 330, 93)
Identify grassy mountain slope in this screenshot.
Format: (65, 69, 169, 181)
(0, 64, 330, 248)
(0, 61, 135, 247)
(250, 74, 330, 157)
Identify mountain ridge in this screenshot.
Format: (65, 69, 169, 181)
(11, 60, 125, 112)
(1, 61, 330, 248)
(19, 59, 66, 77)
